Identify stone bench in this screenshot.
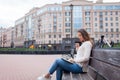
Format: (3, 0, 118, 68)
(62, 48, 120, 80)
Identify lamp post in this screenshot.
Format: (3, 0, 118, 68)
(70, 4, 73, 48)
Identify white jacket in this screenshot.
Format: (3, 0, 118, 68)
(74, 41, 92, 72)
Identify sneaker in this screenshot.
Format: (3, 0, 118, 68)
(37, 75, 51, 80)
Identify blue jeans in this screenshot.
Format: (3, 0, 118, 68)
(49, 58, 83, 80)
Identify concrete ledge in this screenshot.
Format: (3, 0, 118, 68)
(0, 51, 70, 55)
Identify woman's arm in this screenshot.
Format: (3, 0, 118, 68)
(74, 43, 92, 63)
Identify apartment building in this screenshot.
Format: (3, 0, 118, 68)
(0, 27, 6, 47)
(4, 27, 14, 47)
(92, 1, 120, 43)
(1, 0, 120, 49)
(36, 4, 63, 49)
(14, 8, 39, 47)
(62, 0, 120, 49)
(62, 0, 120, 42)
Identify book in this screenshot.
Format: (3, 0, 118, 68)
(61, 58, 74, 64)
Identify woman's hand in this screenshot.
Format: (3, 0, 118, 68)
(75, 43, 80, 51)
(68, 58, 75, 63)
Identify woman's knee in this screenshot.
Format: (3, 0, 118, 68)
(55, 58, 62, 63)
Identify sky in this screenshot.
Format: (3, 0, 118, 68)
(0, 0, 120, 28)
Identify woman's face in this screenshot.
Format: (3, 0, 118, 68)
(77, 32, 84, 42)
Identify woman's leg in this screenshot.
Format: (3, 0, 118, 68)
(56, 67, 63, 80)
(48, 58, 83, 80)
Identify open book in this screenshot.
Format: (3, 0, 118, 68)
(61, 58, 74, 64)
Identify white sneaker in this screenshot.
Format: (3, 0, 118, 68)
(37, 75, 51, 80)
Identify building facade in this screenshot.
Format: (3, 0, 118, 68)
(4, 27, 14, 47)
(0, 27, 6, 47)
(1, 0, 120, 49)
(62, 0, 120, 43)
(14, 8, 39, 48)
(0, 27, 14, 47)
(36, 4, 63, 50)
(92, 1, 120, 43)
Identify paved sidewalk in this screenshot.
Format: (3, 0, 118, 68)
(0, 55, 60, 80)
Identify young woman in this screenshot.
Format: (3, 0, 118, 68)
(38, 29, 93, 80)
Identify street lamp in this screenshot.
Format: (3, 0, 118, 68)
(70, 4, 73, 48)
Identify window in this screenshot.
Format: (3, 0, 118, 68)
(105, 17, 108, 21)
(59, 35, 61, 38)
(54, 35, 56, 38)
(53, 14, 57, 17)
(54, 40, 56, 44)
(95, 23, 97, 27)
(85, 11, 90, 16)
(116, 28, 119, 32)
(84, 6, 91, 10)
(53, 29, 56, 32)
(49, 40, 51, 44)
(117, 40, 119, 43)
(111, 28, 113, 32)
(111, 23, 113, 26)
(110, 11, 112, 15)
(59, 13, 61, 16)
(64, 6, 70, 10)
(116, 34, 119, 37)
(49, 24, 51, 27)
(65, 17, 71, 22)
(116, 23, 119, 26)
(48, 29, 51, 32)
(66, 34, 70, 38)
(100, 28, 103, 32)
(94, 12, 97, 16)
(100, 22, 103, 28)
(59, 24, 61, 27)
(99, 12, 103, 15)
(65, 23, 71, 27)
(85, 17, 90, 21)
(49, 13, 52, 16)
(105, 23, 108, 27)
(95, 34, 98, 37)
(105, 12, 108, 15)
(49, 35, 51, 38)
(106, 29, 108, 32)
(115, 11, 118, 15)
(65, 12, 71, 16)
(86, 28, 91, 32)
(65, 29, 70, 32)
(93, 5, 120, 10)
(59, 29, 61, 32)
(59, 18, 62, 22)
(86, 23, 90, 27)
(110, 17, 113, 21)
(106, 34, 108, 38)
(95, 28, 98, 32)
(111, 34, 113, 38)
(100, 17, 103, 21)
(95, 18, 97, 21)
(53, 23, 57, 27)
(53, 19, 57, 22)
(116, 17, 118, 21)
(48, 7, 62, 11)
(59, 40, 62, 43)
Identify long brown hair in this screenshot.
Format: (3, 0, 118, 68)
(78, 29, 93, 46)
